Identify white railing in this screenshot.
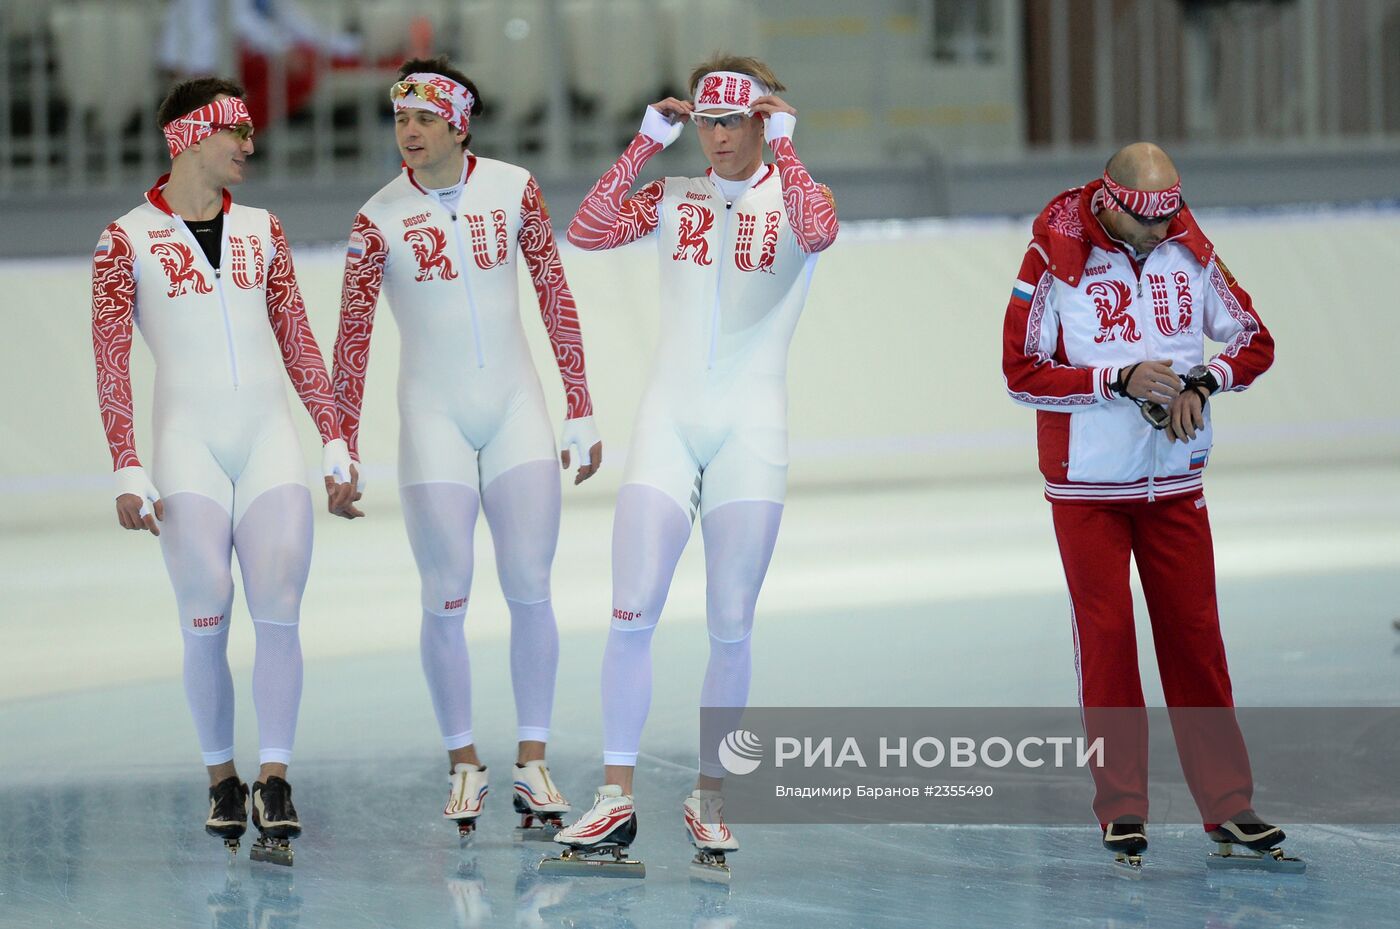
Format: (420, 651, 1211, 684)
(0, 0, 1396, 196)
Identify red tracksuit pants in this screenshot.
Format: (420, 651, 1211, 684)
(1052, 491, 1254, 829)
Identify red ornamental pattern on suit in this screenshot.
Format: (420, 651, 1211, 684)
(333, 213, 388, 460)
(332, 173, 596, 457)
(229, 235, 265, 290)
(519, 177, 592, 419)
(404, 225, 458, 281)
(266, 215, 340, 443)
(466, 209, 510, 270)
(734, 210, 781, 273)
(566, 131, 839, 256)
(1147, 270, 1195, 335)
(673, 202, 714, 265)
(1170, 270, 1194, 335)
(1088, 279, 1140, 343)
(768, 138, 840, 252)
(150, 241, 212, 297)
(91, 224, 140, 469)
(565, 136, 666, 250)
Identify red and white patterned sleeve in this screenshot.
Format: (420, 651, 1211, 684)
(266, 214, 340, 445)
(1002, 239, 1117, 410)
(566, 134, 665, 251)
(91, 223, 141, 470)
(1202, 258, 1274, 393)
(332, 212, 388, 461)
(769, 137, 839, 253)
(520, 177, 593, 420)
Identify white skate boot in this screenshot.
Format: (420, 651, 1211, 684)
(537, 785, 644, 878)
(512, 760, 571, 842)
(444, 763, 488, 844)
(684, 789, 738, 883)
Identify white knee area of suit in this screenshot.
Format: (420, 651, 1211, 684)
(401, 481, 479, 615)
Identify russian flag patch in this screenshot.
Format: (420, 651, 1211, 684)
(1011, 279, 1035, 303)
(94, 230, 112, 259)
(346, 231, 365, 262)
(1189, 448, 1209, 470)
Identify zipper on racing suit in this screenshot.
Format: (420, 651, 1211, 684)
(706, 204, 733, 370)
(176, 218, 240, 389)
(443, 206, 487, 370)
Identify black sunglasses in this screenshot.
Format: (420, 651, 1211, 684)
(1107, 188, 1181, 227)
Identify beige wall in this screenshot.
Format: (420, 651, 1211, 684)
(5, 209, 1396, 528)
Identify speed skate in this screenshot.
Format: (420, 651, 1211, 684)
(538, 785, 646, 878)
(1205, 815, 1305, 873)
(249, 778, 300, 867)
(444, 763, 488, 846)
(1102, 821, 1147, 877)
(512, 760, 571, 843)
(684, 790, 739, 884)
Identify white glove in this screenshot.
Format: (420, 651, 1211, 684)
(640, 105, 685, 149)
(764, 111, 796, 144)
(559, 415, 601, 468)
(322, 438, 354, 484)
(114, 465, 161, 519)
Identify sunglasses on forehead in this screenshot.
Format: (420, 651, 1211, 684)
(390, 80, 446, 104)
(191, 120, 254, 141)
(1107, 188, 1181, 227)
(693, 110, 751, 130)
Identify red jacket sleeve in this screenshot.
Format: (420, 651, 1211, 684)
(566, 134, 665, 250)
(520, 177, 593, 420)
(1202, 258, 1274, 393)
(331, 212, 388, 462)
(266, 214, 340, 445)
(1002, 239, 1118, 410)
(91, 223, 141, 470)
(768, 136, 838, 253)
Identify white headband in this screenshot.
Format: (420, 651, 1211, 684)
(692, 70, 769, 113)
(391, 72, 475, 135)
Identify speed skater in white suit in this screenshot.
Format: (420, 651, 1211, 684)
(543, 54, 838, 881)
(332, 57, 601, 842)
(90, 77, 357, 866)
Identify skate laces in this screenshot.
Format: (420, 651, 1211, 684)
(537, 766, 561, 803)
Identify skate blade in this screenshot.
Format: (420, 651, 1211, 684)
(689, 858, 732, 885)
(1207, 846, 1306, 874)
(537, 852, 646, 879)
(1111, 853, 1144, 879)
(250, 840, 294, 867)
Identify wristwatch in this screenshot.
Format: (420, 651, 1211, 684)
(1183, 364, 1218, 404)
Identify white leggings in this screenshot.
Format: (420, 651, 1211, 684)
(601, 483, 783, 778)
(401, 458, 563, 749)
(159, 483, 312, 767)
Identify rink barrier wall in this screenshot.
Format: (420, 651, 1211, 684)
(3, 205, 1396, 527)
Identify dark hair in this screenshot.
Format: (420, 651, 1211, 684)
(397, 56, 484, 149)
(158, 77, 246, 128)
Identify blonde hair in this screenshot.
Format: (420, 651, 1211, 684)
(687, 54, 786, 98)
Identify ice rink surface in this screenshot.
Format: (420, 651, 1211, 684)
(2, 464, 1398, 928)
